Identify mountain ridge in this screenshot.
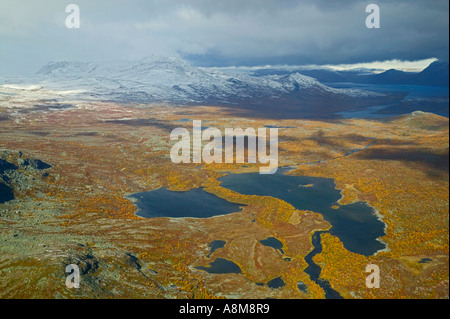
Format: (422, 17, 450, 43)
(0, 55, 407, 118)
(33, 55, 384, 105)
(267, 61, 449, 88)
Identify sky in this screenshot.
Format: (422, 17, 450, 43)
(0, 0, 448, 75)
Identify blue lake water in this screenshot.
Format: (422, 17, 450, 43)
(418, 258, 432, 264)
(337, 105, 402, 119)
(327, 83, 449, 98)
(260, 237, 284, 255)
(264, 125, 296, 129)
(129, 188, 244, 218)
(304, 231, 342, 299)
(218, 173, 386, 256)
(328, 83, 449, 118)
(130, 171, 387, 298)
(207, 240, 227, 258)
(196, 258, 242, 274)
(267, 277, 286, 289)
(131, 173, 386, 256)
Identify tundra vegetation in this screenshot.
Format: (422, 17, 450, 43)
(0, 90, 448, 299)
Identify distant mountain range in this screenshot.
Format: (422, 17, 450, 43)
(28, 55, 405, 118)
(35, 55, 380, 103)
(254, 61, 449, 88)
(5, 55, 447, 118)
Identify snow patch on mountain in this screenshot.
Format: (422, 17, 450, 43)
(10, 55, 383, 105)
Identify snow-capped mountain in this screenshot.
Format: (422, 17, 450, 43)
(34, 55, 380, 105)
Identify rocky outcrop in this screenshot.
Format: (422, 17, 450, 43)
(0, 150, 52, 205)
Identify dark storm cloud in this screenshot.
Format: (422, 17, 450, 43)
(0, 0, 448, 74)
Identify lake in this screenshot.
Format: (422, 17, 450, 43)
(304, 231, 342, 299)
(207, 240, 227, 258)
(130, 171, 387, 299)
(260, 237, 284, 255)
(329, 83, 449, 118)
(128, 187, 244, 218)
(337, 104, 402, 119)
(196, 258, 242, 274)
(218, 173, 386, 256)
(267, 277, 285, 289)
(130, 171, 386, 256)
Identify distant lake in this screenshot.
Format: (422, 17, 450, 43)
(337, 104, 401, 119)
(329, 83, 449, 118)
(326, 83, 449, 98)
(264, 125, 296, 129)
(129, 188, 244, 218)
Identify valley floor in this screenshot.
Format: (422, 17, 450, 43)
(0, 88, 448, 299)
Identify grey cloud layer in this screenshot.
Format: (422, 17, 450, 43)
(0, 0, 448, 74)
